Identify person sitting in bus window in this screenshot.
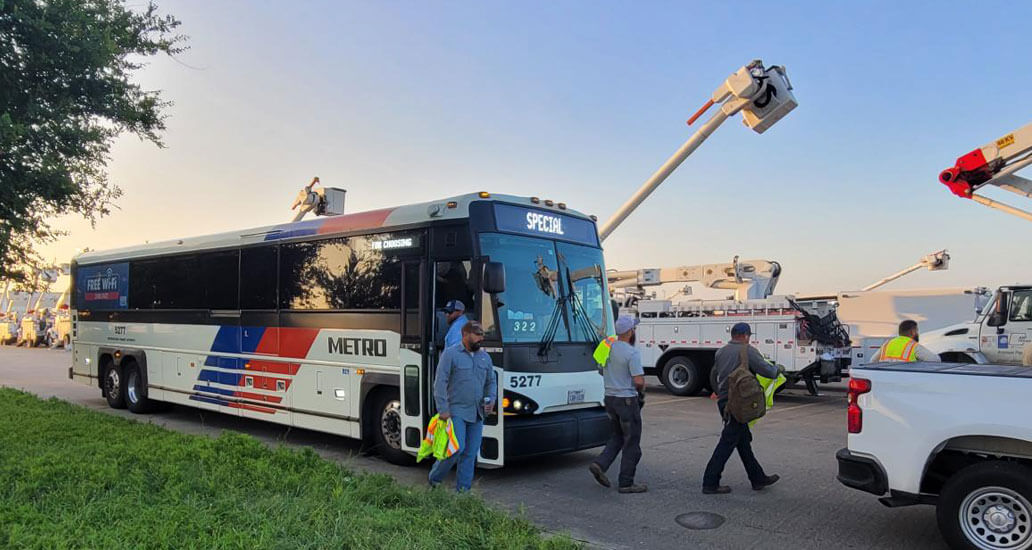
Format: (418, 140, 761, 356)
(443, 300, 469, 348)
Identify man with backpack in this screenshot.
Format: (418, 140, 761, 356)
(702, 322, 781, 495)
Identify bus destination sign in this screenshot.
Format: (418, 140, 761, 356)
(493, 204, 598, 246)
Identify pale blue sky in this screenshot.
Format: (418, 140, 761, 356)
(45, 0, 1032, 295)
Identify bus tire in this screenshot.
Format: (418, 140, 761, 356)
(936, 461, 1032, 550)
(660, 356, 704, 396)
(124, 360, 153, 414)
(371, 389, 415, 466)
(103, 363, 127, 409)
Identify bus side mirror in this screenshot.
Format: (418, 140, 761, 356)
(483, 262, 506, 294)
(988, 292, 1010, 327)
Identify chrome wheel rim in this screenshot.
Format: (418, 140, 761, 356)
(960, 486, 1032, 549)
(105, 368, 121, 399)
(669, 364, 691, 389)
(380, 400, 402, 450)
(127, 370, 139, 405)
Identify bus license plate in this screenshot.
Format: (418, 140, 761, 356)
(567, 390, 585, 404)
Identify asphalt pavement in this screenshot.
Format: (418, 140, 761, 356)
(0, 347, 945, 549)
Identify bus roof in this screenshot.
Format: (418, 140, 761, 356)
(76, 193, 596, 265)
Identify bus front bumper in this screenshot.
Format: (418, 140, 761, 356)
(504, 407, 611, 460)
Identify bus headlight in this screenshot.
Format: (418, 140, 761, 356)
(502, 390, 538, 415)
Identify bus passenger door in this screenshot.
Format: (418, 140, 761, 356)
(478, 364, 505, 467)
(400, 260, 426, 456)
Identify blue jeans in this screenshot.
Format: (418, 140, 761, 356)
(428, 417, 483, 491)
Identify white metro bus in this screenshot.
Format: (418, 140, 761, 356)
(69, 193, 614, 466)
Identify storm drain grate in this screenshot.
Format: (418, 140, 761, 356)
(675, 512, 725, 530)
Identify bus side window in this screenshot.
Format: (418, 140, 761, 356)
(241, 246, 277, 309)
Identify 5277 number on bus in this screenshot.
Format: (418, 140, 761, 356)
(510, 375, 542, 388)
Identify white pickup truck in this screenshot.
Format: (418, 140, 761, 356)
(837, 361, 1032, 550)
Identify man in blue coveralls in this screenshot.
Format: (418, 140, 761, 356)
(429, 321, 497, 491)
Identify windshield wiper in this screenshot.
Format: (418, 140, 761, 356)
(565, 266, 603, 345)
(537, 293, 568, 356)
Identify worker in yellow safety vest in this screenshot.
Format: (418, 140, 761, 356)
(869, 320, 939, 363)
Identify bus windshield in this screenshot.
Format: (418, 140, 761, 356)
(479, 233, 611, 344)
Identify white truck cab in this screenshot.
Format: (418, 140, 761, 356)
(923, 285, 1032, 365)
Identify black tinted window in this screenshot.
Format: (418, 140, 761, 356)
(201, 250, 239, 309)
(280, 235, 408, 310)
(129, 255, 201, 309)
(241, 246, 277, 309)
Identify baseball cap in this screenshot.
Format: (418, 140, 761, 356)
(614, 315, 639, 335)
(731, 322, 752, 336)
(444, 300, 465, 313)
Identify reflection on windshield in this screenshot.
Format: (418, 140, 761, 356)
(480, 233, 611, 344)
(558, 242, 612, 343)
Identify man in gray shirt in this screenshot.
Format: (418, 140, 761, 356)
(702, 322, 780, 494)
(588, 315, 647, 494)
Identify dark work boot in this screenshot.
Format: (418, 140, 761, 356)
(618, 484, 648, 494)
(702, 485, 731, 495)
(588, 463, 611, 488)
(752, 474, 780, 491)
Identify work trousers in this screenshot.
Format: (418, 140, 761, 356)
(593, 395, 643, 488)
(428, 417, 484, 492)
(703, 399, 767, 489)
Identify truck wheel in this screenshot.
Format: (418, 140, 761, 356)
(371, 390, 415, 466)
(124, 361, 153, 414)
(103, 364, 127, 409)
(937, 461, 1032, 550)
(661, 356, 704, 396)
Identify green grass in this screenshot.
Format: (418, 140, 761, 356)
(0, 388, 578, 549)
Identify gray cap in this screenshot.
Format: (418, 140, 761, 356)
(615, 315, 639, 335)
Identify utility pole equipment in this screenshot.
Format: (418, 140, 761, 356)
(599, 59, 797, 241)
(290, 177, 347, 222)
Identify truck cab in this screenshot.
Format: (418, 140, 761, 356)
(923, 285, 1032, 365)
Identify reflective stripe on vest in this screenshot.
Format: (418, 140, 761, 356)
(881, 336, 919, 362)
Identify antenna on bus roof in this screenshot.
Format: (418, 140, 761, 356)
(290, 176, 347, 222)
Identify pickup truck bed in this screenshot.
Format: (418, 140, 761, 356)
(838, 361, 1032, 550)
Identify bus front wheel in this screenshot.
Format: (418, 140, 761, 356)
(371, 389, 415, 466)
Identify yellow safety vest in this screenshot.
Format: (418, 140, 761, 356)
(880, 336, 919, 362)
(592, 335, 617, 367)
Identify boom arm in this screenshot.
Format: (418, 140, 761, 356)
(939, 122, 1032, 223)
(861, 249, 949, 292)
(608, 257, 782, 301)
(599, 59, 797, 241)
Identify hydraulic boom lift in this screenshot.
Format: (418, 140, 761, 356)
(940, 122, 1032, 223)
(608, 256, 782, 302)
(861, 249, 950, 292)
(600, 59, 797, 241)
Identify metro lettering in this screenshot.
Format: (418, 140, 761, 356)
(327, 337, 388, 357)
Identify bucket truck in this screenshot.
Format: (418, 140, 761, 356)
(939, 121, 1032, 223)
(610, 257, 850, 397)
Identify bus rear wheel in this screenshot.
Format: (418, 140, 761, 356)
(371, 389, 414, 466)
(124, 361, 153, 414)
(103, 363, 127, 409)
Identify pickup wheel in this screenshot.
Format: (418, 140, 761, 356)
(660, 356, 704, 396)
(937, 461, 1032, 550)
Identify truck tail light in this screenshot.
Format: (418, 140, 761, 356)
(847, 377, 871, 434)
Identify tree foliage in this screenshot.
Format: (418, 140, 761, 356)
(0, 0, 184, 281)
